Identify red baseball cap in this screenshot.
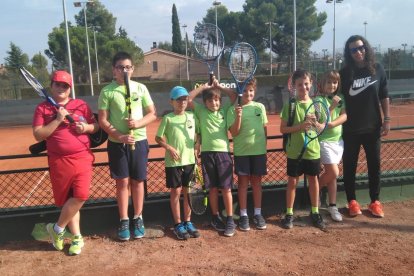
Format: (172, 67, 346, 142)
(51, 71, 72, 87)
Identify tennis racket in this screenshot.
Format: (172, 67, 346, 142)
(228, 42, 258, 105)
(297, 100, 330, 161)
(193, 23, 225, 85)
(187, 164, 208, 215)
(19, 67, 74, 124)
(123, 70, 135, 151)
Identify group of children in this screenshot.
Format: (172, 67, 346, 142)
(156, 77, 268, 239)
(157, 68, 346, 239)
(40, 51, 348, 256)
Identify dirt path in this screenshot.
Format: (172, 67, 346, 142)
(1, 200, 413, 275)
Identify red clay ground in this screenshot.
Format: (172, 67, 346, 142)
(0, 104, 413, 275)
(0, 200, 413, 275)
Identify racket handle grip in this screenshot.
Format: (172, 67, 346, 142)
(29, 140, 46, 155)
(65, 115, 75, 124)
(237, 94, 242, 105)
(208, 73, 214, 85)
(130, 129, 135, 151)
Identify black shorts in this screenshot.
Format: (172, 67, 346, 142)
(234, 154, 267, 176)
(201, 152, 233, 189)
(287, 158, 321, 177)
(107, 140, 149, 181)
(165, 164, 194, 189)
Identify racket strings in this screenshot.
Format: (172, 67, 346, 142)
(20, 69, 44, 97)
(307, 102, 329, 137)
(229, 47, 256, 82)
(194, 24, 224, 59)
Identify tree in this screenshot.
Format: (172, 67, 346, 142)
(201, 0, 327, 73)
(4, 42, 29, 73)
(158, 41, 173, 52)
(46, 0, 143, 83)
(31, 52, 49, 85)
(171, 4, 183, 54)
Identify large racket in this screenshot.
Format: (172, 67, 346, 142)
(228, 42, 258, 105)
(297, 100, 330, 162)
(19, 67, 74, 123)
(187, 164, 208, 215)
(193, 23, 225, 85)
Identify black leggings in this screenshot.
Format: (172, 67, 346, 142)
(342, 131, 381, 203)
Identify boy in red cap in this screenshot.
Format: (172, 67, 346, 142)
(32, 70, 99, 255)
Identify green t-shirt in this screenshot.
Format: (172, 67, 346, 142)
(280, 99, 320, 160)
(98, 81, 154, 142)
(227, 101, 268, 156)
(314, 95, 345, 142)
(193, 101, 231, 152)
(156, 111, 196, 167)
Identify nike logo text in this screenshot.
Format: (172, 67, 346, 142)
(349, 77, 377, 96)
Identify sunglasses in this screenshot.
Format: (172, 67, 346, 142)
(350, 45, 365, 54)
(115, 65, 134, 71)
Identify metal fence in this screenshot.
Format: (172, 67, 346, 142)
(1, 129, 413, 216)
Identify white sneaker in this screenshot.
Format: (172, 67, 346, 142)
(328, 206, 343, 222)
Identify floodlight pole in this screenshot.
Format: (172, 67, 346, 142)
(62, 0, 76, 98)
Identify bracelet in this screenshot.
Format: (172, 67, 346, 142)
(384, 116, 391, 122)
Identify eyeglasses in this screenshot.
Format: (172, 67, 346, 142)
(54, 82, 70, 89)
(350, 45, 365, 54)
(115, 65, 134, 71)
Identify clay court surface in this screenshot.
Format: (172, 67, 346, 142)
(1, 102, 413, 170)
(0, 200, 413, 275)
(0, 103, 413, 275)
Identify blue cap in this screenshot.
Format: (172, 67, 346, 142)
(170, 86, 189, 100)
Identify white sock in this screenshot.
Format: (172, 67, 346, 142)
(254, 208, 261, 216)
(133, 214, 142, 220)
(53, 223, 65, 234)
(240, 209, 248, 217)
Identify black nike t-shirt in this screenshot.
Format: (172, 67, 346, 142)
(339, 63, 388, 135)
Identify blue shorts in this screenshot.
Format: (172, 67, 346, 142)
(234, 154, 267, 176)
(287, 158, 321, 177)
(201, 152, 234, 189)
(165, 164, 194, 189)
(107, 139, 149, 181)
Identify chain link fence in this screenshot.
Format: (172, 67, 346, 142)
(1, 133, 413, 216)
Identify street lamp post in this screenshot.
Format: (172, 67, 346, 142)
(265, 22, 276, 76)
(181, 24, 189, 81)
(62, 0, 75, 98)
(74, 1, 94, 96)
(293, 0, 297, 71)
(326, 0, 343, 70)
(91, 26, 100, 84)
(213, 1, 221, 80)
(363, 21, 368, 38)
(401, 43, 407, 53)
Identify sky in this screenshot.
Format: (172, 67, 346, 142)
(0, 0, 413, 69)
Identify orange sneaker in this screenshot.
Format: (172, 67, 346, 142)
(368, 200, 384, 218)
(348, 200, 362, 217)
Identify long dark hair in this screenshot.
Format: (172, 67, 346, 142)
(343, 35, 376, 75)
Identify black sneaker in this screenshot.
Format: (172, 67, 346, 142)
(211, 215, 225, 232)
(281, 214, 294, 229)
(311, 213, 327, 231)
(224, 217, 236, 237)
(238, 215, 250, 231)
(253, 214, 267, 230)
